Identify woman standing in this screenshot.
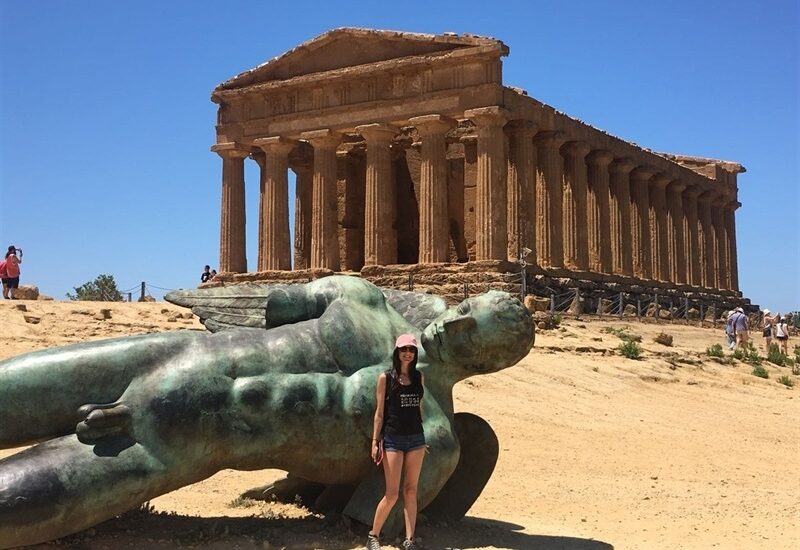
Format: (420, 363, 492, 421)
(1, 246, 22, 300)
(367, 334, 425, 550)
(762, 309, 776, 352)
(774, 316, 790, 355)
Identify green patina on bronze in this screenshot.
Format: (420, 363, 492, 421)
(0, 276, 534, 547)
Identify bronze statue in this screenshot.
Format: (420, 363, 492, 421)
(0, 276, 533, 547)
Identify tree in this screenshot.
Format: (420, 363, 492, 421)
(66, 274, 124, 301)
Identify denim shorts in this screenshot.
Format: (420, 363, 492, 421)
(383, 432, 426, 453)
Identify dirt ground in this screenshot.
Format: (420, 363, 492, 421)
(1, 299, 798, 550)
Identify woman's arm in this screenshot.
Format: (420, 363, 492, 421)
(371, 373, 387, 461)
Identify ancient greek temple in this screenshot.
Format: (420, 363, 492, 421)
(209, 28, 746, 307)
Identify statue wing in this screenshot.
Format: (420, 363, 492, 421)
(165, 284, 274, 332)
(380, 289, 448, 330)
(166, 284, 448, 333)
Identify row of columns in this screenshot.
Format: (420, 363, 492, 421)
(214, 112, 739, 291)
(214, 107, 512, 274)
(525, 135, 739, 290)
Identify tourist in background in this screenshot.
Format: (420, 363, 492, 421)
(200, 265, 212, 283)
(1, 246, 22, 300)
(724, 311, 736, 350)
(774, 316, 790, 355)
(730, 307, 749, 351)
(761, 309, 777, 352)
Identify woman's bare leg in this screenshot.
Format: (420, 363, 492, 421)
(371, 450, 404, 536)
(401, 447, 426, 540)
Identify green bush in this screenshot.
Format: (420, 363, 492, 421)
(777, 375, 794, 388)
(747, 347, 762, 366)
(706, 344, 724, 358)
(791, 364, 800, 376)
(619, 340, 643, 360)
(66, 274, 124, 301)
(752, 365, 769, 379)
(766, 343, 787, 366)
(794, 344, 800, 364)
(732, 348, 745, 361)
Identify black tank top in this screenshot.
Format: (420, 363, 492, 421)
(382, 370, 424, 435)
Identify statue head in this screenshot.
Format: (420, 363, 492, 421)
(420, 290, 534, 378)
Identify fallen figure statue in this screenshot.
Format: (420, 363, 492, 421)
(0, 275, 534, 547)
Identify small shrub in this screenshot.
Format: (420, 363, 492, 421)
(619, 340, 643, 360)
(766, 343, 787, 366)
(751, 365, 769, 379)
(706, 344, 724, 358)
(794, 344, 800, 363)
(732, 347, 746, 361)
(228, 496, 257, 508)
(777, 375, 794, 388)
(747, 347, 762, 366)
(654, 332, 673, 346)
(792, 364, 800, 376)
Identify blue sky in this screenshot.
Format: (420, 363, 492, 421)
(1, 1, 797, 310)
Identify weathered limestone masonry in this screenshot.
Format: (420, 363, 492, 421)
(208, 28, 751, 311)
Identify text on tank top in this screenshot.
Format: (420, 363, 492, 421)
(383, 370, 424, 436)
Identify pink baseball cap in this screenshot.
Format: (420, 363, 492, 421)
(395, 334, 418, 349)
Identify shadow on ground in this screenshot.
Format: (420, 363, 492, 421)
(432, 516, 613, 550)
(32, 509, 613, 550)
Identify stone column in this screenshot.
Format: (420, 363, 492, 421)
(212, 144, 249, 273)
(649, 173, 671, 282)
(667, 180, 687, 284)
(409, 115, 455, 263)
(697, 190, 716, 288)
(505, 120, 537, 262)
(253, 137, 294, 271)
(712, 195, 729, 290)
(725, 201, 741, 291)
(356, 123, 398, 266)
(560, 141, 590, 271)
(290, 149, 313, 271)
(683, 186, 702, 287)
(586, 150, 613, 274)
(301, 129, 342, 270)
(466, 107, 509, 261)
(630, 166, 655, 280)
(534, 131, 566, 268)
(609, 158, 634, 276)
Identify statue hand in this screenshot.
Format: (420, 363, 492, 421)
(75, 402, 132, 444)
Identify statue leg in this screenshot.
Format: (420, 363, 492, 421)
(422, 412, 499, 522)
(242, 474, 357, 513)
(0, 435, 203, 549)
(241, 474, 326, 506)
(0, 332, 197, 448)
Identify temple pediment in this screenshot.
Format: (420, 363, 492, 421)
(215, 28, 506, 92)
